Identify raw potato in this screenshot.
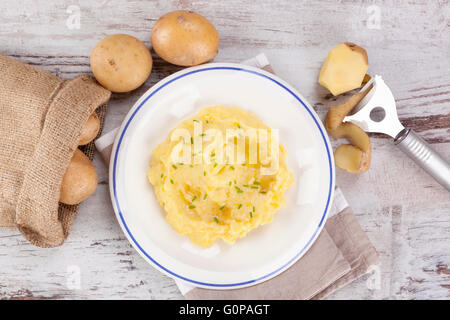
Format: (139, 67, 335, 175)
(319, 42, 369, 96)
(334, 144, 371, 173)
(90, 34, 152, 92)
(362, 74, 372, 86)
(60, 149, 98, 205)
(78, 112, 100, 145)
(151, 10, 219, 66)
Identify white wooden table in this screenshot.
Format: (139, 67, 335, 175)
(0, 0, 449, 299)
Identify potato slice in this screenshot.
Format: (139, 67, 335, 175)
(362, 74, 371, 86)
(319, 42, 369, 96)
(328, 122, 371, 153)
(334, 144, 371, 173)
(78, 112, 100, 146)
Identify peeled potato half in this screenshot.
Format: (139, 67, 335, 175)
(325, 86, 371, 131)
(319, 42, 369, 96)
(329, 122, 371, 152)
(78, 112, 100, 146)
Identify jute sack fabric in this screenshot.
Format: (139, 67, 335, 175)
(0, 55, 110, 247)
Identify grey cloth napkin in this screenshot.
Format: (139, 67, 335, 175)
(95, 54, 379, 300)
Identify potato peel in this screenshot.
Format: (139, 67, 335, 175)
(334, 144, 371, 173)
(318, 42, 369, 96)
(325, 84, 372, 131)
(325, 89, 372, 173)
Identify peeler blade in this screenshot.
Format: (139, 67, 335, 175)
(343, 75, 404, 138)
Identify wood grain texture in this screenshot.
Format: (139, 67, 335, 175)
(0, 0, 449, 300)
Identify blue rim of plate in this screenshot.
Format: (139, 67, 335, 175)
(112, 66, 334, 288)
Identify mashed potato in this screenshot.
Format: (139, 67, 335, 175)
(147, 106, 293, 247)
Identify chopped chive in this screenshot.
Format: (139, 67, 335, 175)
(190, 137, 193, 144)
(235, 186, 243, 193)
(249, 212, 253, 218)
(243, 184, 249, 188)
(189, 205, 196, 209)
(229, 181, 232, 186)
(192, 195, 197, 202)
(203, 193, 207, 200)
(260, 191, 267, 194)
(237, 124, 241, 128)
(161, 173, 164, 178)
(199, 133, 206, 137)
(241, 163, 246, 166)
(253, 181, 261, 185)
(203, 171, 206, 176)
(234, 180, 237, 184)
(206, 120, 209, 124)
(193, 119, 199, 123)
(219, 205, 225, 210)
(238, 204, 242, 209)
(172, 164, 177, 169)
(170, 179, 174, 184)
(230, 166, 235, 170)
(253, 206, 255, 212)
(251, 186, 259, 189)
(214, 217, 219, 223)
(213, 163, 218, 168)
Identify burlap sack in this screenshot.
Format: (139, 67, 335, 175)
(0, 55, 111, 247)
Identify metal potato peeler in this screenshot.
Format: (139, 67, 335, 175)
(343, 75, 450, 191)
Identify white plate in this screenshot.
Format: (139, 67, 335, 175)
(109, 63, 335, 289)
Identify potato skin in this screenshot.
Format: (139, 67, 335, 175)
(334, 144, 369, 173)
(90, 34, 152, 93)
(325, 89, 372, 174)
(151, 10, 219, 66)
(60, 149, 98, 205)
(78, 112, 100, 145)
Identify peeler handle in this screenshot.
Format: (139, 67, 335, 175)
(395, 129, 450, 191)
